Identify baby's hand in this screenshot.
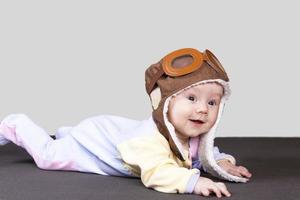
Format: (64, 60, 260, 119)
(193, 177, 231, 198)
(217, 160, 252, 180)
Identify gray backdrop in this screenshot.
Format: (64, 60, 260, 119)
(0, 1, 299, 137)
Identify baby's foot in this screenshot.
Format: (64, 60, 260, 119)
(0, 123, 11, 145)
(0, 133, 10, 145)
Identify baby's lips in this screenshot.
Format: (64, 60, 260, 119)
(189, 119, 206, 123)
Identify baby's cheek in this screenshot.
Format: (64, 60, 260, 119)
(201, 124, 211, 133)
(210, 110, 219, 124)
(205, 119, 216, 130)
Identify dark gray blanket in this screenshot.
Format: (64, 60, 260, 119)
(0, 138, 299, 200)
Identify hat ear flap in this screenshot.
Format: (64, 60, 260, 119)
(145, 61, 164, 95)
(149, 87, 162, 110)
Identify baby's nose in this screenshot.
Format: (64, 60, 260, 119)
(195, 103, 208, 114)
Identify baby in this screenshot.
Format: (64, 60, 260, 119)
(0, 48, 251, 198)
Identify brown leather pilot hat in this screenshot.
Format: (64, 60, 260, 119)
(145, 48, 229, 160)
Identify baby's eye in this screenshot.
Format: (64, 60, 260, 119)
(187, 96, 196, 102)
(208, 100, 217, 106)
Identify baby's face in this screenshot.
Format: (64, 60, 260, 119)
(168, 83, 223, 141)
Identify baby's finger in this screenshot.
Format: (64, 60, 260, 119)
(238, 166, 252, 178)
(208, 185, 222, 198)
(201, 188, 210, 197)
(228, 168, 243, 177)
(216, 182, 231, 197)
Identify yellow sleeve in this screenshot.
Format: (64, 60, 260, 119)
(117, 132, 200, 194)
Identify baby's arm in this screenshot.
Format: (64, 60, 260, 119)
(118, 135, 232, 197)
(119, 140, 200, 193)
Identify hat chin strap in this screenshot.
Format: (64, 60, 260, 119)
(198, 100, 248, 183)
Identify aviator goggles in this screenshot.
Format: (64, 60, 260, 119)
(162, 48, 226, 77)
(146, 48, 227, 95)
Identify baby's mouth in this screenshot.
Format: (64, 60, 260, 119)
(189, 119, 205, 124)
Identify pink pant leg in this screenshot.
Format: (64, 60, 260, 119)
(0, 114, 105, 174)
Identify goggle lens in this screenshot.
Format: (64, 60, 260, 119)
(162, 48, 203, 77)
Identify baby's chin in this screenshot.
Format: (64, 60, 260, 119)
(188, 123, 212, 134)
(172, 122, 213, 138)
(179, 129, 208, 138)
(190, 130, 207, 138)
